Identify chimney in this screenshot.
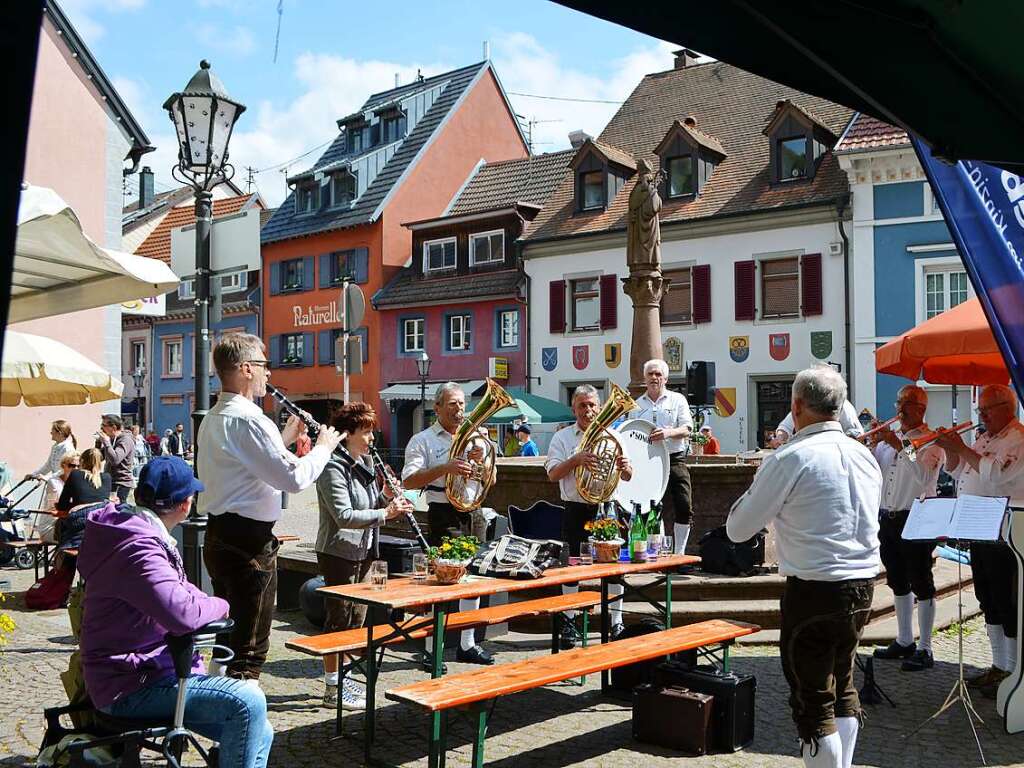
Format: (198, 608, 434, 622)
(138, 166, 155, 209)
(483, 40, 490, 61)
(394, 72, 400, 88)
(683, 115, 698, 128)
(673, 48, 700, 69)
(568, 130, 592, 149)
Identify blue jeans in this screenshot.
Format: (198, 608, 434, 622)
(103, 674, 273, 768)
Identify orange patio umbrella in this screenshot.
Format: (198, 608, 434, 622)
(875, 296, 1010, 385)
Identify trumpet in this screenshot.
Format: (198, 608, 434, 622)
(903, 421, 976, 462)
(856, 417, 901, 444)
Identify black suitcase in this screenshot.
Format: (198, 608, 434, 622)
(654, 662, 756, 752)
(379, 534, 419, 574)
(632, 684, 714, 755)
(609, 617, 668, 696)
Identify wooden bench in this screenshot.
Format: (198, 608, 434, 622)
(7, 539, 52, 581)
(386, 618, 759, 768)
(286, 591, 602, 658)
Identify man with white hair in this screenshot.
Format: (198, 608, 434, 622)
(403, 382, 494, 665)
(727, 366, 881, 768)
(627, 359, 694, 552)
(870, 385, 944, 672)
(774, 399, 864, 446)
(937, 383, 1023, 697)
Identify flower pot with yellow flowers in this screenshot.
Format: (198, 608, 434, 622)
(428, 535, 480, 584)
(584, 516, 626, 563)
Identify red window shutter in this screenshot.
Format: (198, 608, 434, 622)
(599, 274, 618, 329)
(549, 280, 566, 333)
(734, 260, 756, 321)
(801, 253, 823, 316)
(691, 264, 711, 324)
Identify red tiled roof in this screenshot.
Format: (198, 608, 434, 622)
(835, 112, 910, 153)
(583, 139, 636, 170)
(135, 195, 258, 264)
(447, 150, 573, 216)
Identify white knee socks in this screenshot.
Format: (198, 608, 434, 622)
(673, 523, 691, 554)
(916, 598, 935, 652)
(802, 731, 842, 768)
(988, 623, 1007, 670)
(835, 717, 859, 768)
(459, 598, 479, 650)
(1000, 630, 1017, 673)
(894, 593, 914, 647)
(608, 583, 624, 629)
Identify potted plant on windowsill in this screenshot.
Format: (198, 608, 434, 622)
(584, 516, 625, 563)
(690, 431, 709, 456)
(428, 535, 480, 584)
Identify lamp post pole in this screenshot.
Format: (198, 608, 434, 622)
(193, 189, 213, 442)
(416, 352, 431, 431)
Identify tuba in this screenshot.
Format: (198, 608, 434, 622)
(445, 378, 515, 513)
(575, 383, 638, 504)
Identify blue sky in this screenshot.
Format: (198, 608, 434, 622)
(61, 0, 682, 206)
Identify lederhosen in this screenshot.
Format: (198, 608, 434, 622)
(877, 508, 936, 599)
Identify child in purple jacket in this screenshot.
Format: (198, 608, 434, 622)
(78, 457, 273, 768)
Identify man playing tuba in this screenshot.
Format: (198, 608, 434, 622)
(403, 381, 495, 665)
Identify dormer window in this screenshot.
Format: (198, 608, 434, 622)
(762, 100, 837, 185)
(570, 139, 635, 214)
(779, 137, 808, 180)
(348, 128, 365, 154)
(331, 171, 357, 207)
(581, 171, 604, 210)
(382, 113, 406, 143)
(666, 155, 696, 197)
(423, 237, 456, 273)
(654, 118, 725, 199)
(295, 183, 319, 214)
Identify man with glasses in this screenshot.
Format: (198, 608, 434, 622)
(198, 333, 342, 682)
(937, 383, 1024, 697)
(95, 414, 136, 503)
(870, 386, 945, 671)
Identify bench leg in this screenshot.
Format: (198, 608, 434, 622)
(665, 571, 673, 630)
(471, 704, 488, 768)
(428, 604, 450, 768)
(723, 641, 731, 674)
(600, 579, 610, 692)
(580, 610, 589, 685)
(364, 621, 378, 764)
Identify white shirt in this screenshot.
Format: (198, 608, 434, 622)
(777, 401, 864, 439)
(872, 424, 944, 511)
(727, 421, 882, 581)
(33, 436, 76, 494)
(545, 424, 588, 504)
(950, 420, 1024, 507)
(402, 423, 455, 506)
(197, 392, 332, 522)
(629, 389, 693, 455)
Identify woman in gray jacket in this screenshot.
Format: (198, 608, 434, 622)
(315, 402, 413, 710)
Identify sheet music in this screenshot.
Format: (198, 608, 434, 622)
(950, 494, 1008, 541)
(903, 498, 956, 540)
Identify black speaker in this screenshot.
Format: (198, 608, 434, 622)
(686, 361, 716, 406)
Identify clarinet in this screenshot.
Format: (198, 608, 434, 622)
(266, 383, 322, 440)
(369, 446, 430, 553)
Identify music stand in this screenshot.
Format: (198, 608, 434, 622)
(857, 655, 896, 707)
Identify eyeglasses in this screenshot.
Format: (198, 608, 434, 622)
(242, 359, 270, 368)
(66, 463, 80, 468)
(978, 401, 1011, 416)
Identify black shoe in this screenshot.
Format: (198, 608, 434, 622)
(611, 623, 626, 640)
(456, 645, 494, 665)
(901, 648, 934, 672)
(417, 651, 447, 675)
(873, 640, 916, 660)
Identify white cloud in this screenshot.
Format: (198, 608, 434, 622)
(193, 23, 256, 57)
(59, 0, 146, 43)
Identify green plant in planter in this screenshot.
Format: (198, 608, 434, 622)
(691, 432, 710, 447)
(428, 535, 480, 562)
(584, 516, 624, 541)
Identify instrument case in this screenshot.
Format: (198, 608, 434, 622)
(654, 662, 756, 752)
(632, 683, 714, 755)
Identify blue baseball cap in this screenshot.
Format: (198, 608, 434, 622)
(138, 456, 204, 509)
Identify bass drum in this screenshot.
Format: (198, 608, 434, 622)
(613, 418, 670, 511)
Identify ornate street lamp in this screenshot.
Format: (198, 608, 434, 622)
(416, 352, 432, 430)
(164, 60, 245, 588)
(131, 362, 146, 427)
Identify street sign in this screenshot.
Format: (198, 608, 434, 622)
(170, 207, 261, 276)
(488, 356, 508, 379)
(335, 335, 363, 375)
(342, 282, 365, 329)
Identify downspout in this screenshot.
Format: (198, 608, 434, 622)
(836, 194, 852, 392)
(513, 209, 532, 394)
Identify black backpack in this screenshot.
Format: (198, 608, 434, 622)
(698, 525, 764, 577)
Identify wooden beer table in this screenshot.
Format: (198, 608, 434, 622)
(319, 553, 699, 765)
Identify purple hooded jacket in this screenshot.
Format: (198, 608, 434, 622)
(78, 503, 229, 709)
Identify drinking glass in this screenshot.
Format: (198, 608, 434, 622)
(370, 560, 388, 591)
(660, 536, 674, 559)
(579, 541, 594, 567)
(647, 533, 663, 558)
(412, 553, 429, 581)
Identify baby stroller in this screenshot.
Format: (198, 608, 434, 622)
(0, 477, 45, 569)
(39, 618, 235, 767)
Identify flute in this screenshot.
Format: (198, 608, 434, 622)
(266, 383, 334, 441)
(369, 446, 430, 553)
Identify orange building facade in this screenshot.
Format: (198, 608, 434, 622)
(260, 62, 528, 442)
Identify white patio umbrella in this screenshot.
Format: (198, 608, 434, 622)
(11, 184, 179, 323)
(0, 330, 123, 407)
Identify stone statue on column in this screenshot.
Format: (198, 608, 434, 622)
(622, 158, 669, 394)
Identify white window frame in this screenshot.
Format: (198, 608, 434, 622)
(912, 249, 974, 325)
(282, 333, 305, 365)
(178, 279, 195, 300)
(469, 230, 505, 266)
(498, 309, 519, 348)
(755, 251, 802, 322)
(220, 270, 246, 294)
(163, 337, 183, 378)
(923, 184, 943, 217)
(331, 171, 357, 207)
(423, 237, 457, 273)
(403, 318, 425, 353)
(660, 261, 696, 326)
(131, 340, 146, 374)
(295, 183, 319, 214)
(448, 314, 471, 351)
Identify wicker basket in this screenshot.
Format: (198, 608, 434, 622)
(432, 559, 471, 585)
(592, 539, 624, 563)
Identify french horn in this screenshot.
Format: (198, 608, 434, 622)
(575, 383, 638, 504)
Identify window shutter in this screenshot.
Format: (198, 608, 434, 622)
(599, 274, 618, 330)
(356, 326, 369, 362)
(302, 332, 315, 367)
(692, 264, 711, 324)
(318, 330, 332, 365)
(549, 280, 566, 334)
(801, 252, 823, 316)
(269, 262, 282, 296)
(353, 247, 369, 284)
(319, 254, 332, 288)
(302, 256, 315, 291)
(734, 260, 756, 321)
(269, 335, 282, 368)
